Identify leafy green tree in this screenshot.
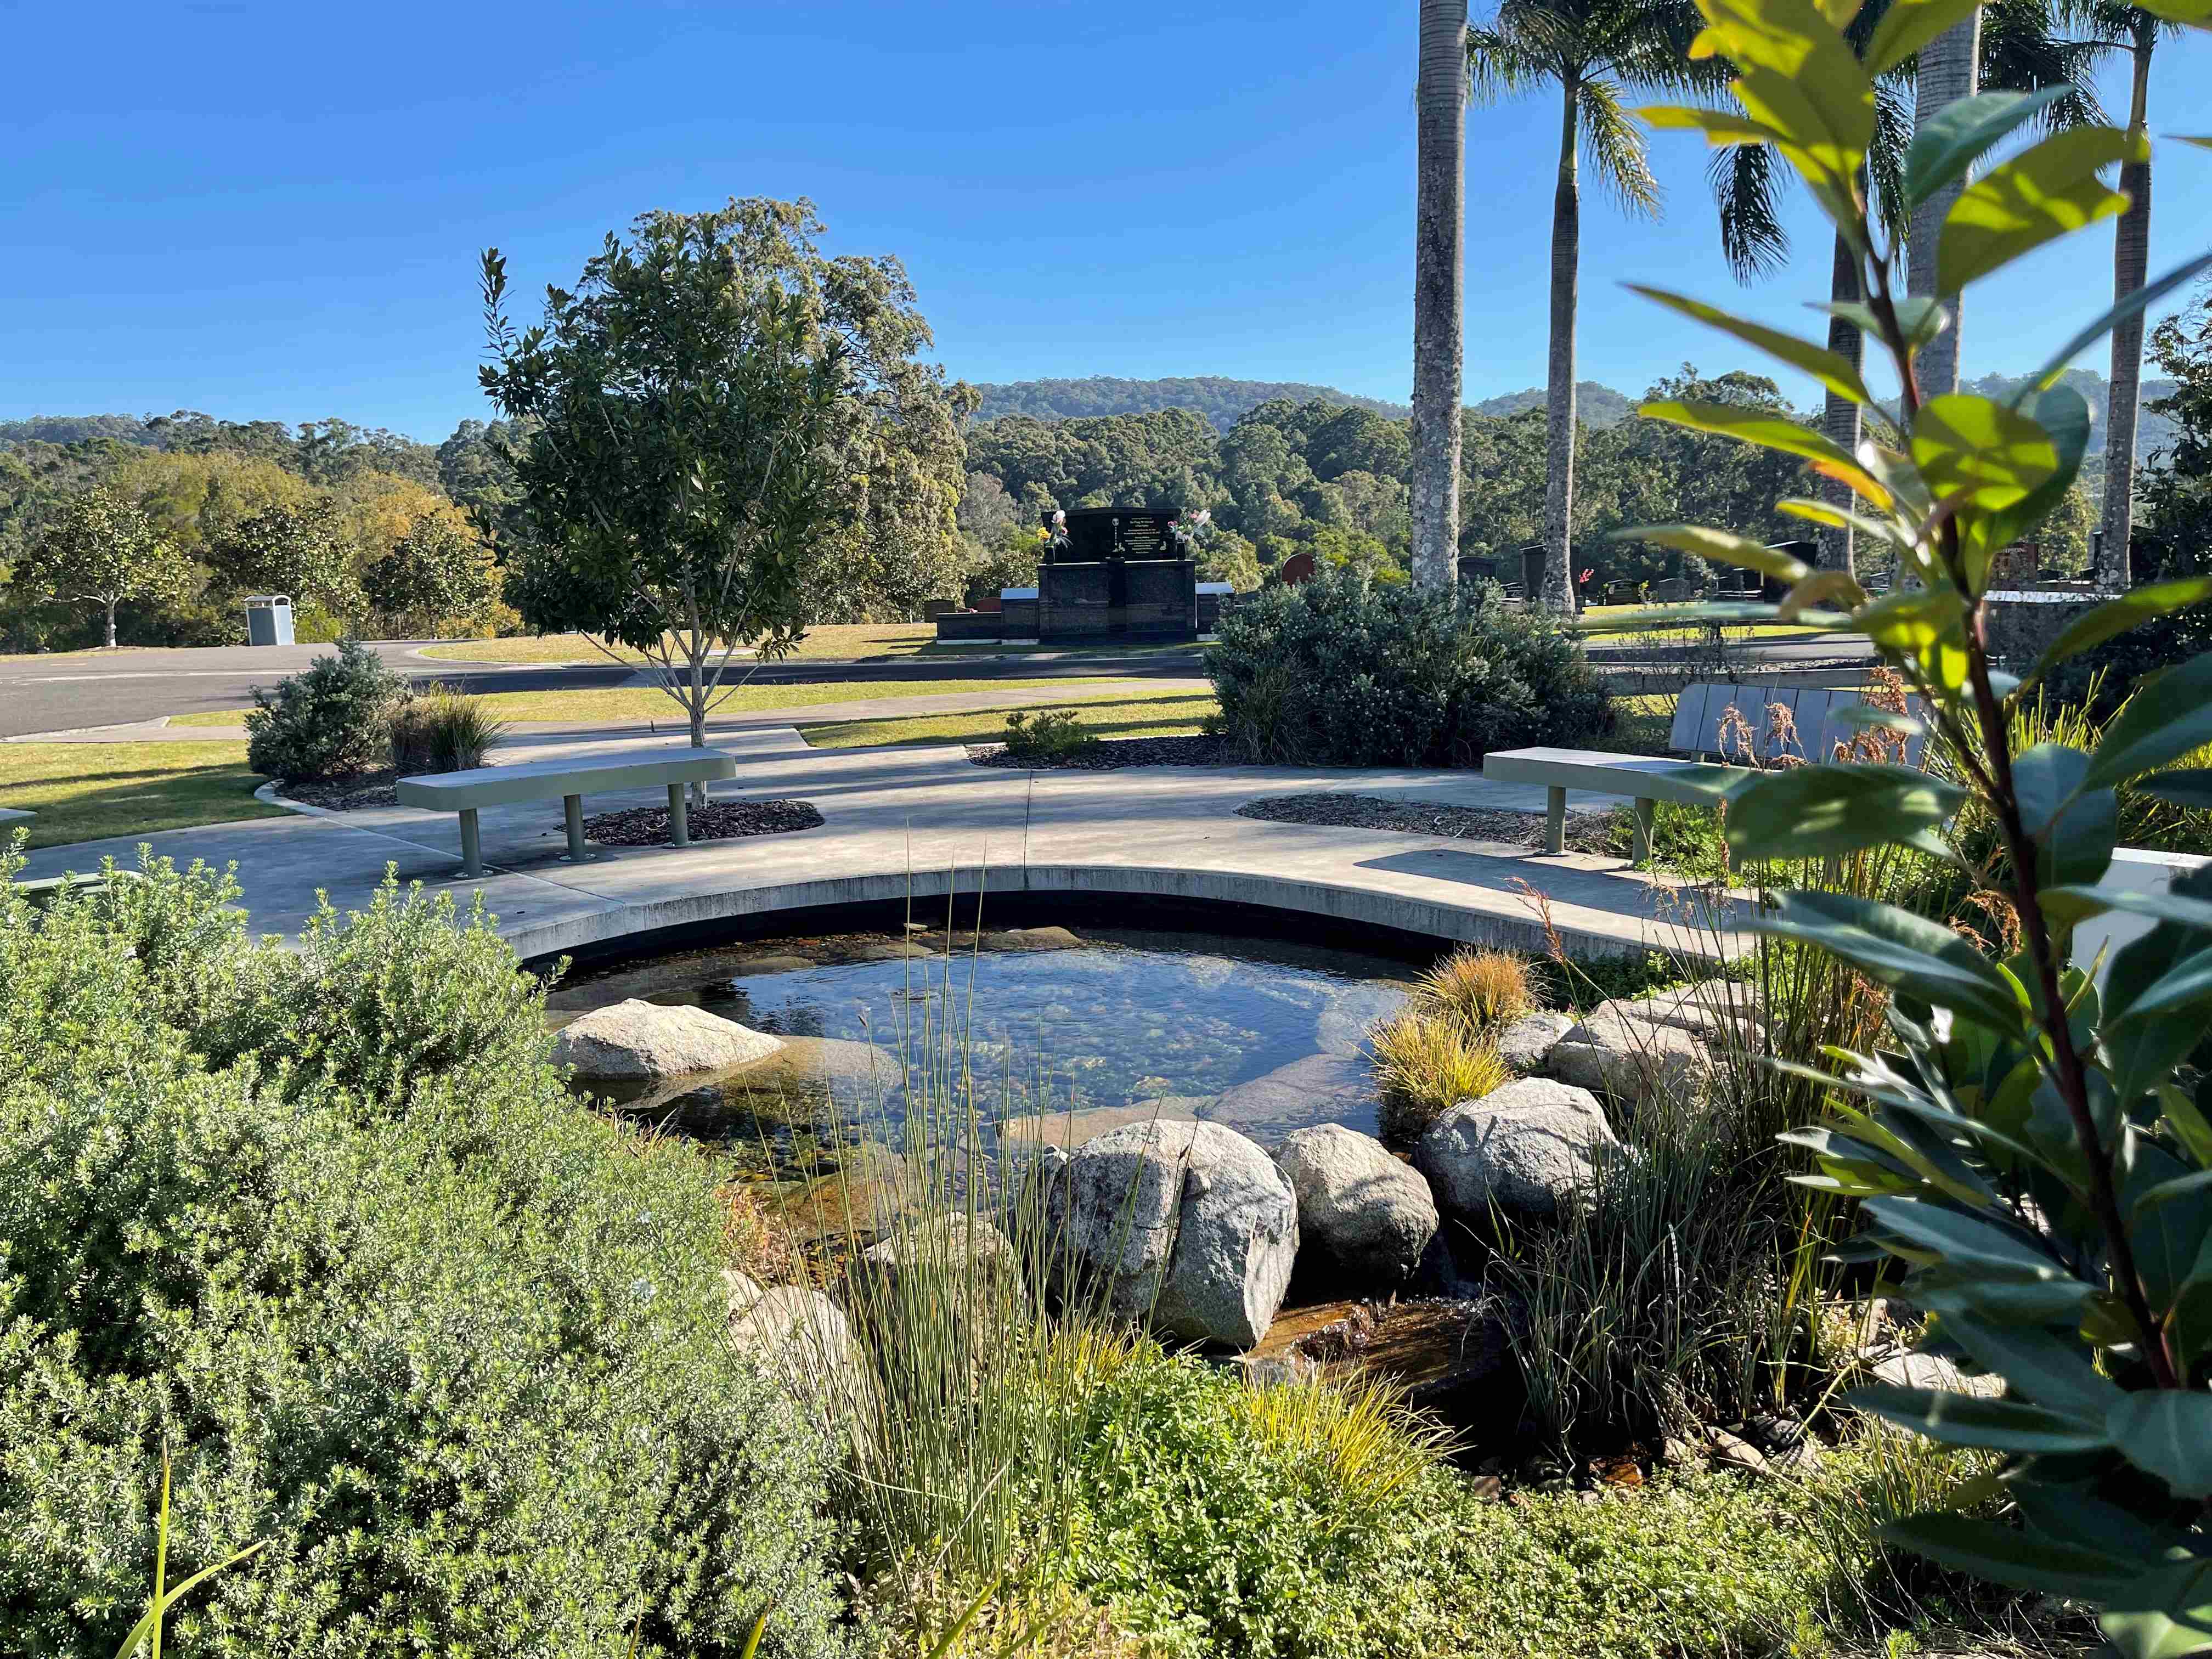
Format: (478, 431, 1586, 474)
(1622, 0, 2212, 1643)
(207, 498, 358, 617)
(2137, 278, 2212, 577)
(1468, 0, 1717, 613)
(478, 199, 868, 764)
(364, 512, 497, 637)
(19, 485, 174, 648)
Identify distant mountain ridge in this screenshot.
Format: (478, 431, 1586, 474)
(966, 375, 1638, 431)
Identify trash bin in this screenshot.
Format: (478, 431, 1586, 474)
(244, 595, 295, 647)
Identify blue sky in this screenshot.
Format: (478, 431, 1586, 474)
(5, 0, 2209, 441)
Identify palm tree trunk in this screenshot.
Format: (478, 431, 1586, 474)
(1541, 76, 1581, 614)
(2100, 23, 2154, 591)
(1908, 13, 1982, 399)
(1410, 0, 1467, 593)
(1820, 228, 1863, 575)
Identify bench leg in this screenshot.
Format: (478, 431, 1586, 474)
(1632, 798, 1657, 866)
(667, 782, 689, 847)
(1544, 786, 1567, 855)
(458, 808, 483, 879)
(564, 794, 589, 862)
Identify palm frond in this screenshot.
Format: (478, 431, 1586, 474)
(1466, 24, 1551, 98)
(1869, 81, 1913, 244)
(1980, 0, 2113, 129)
(1707, 139, 1792, 283)
(1579, 77, 1662, 218)
(1601, 0, 1726, 92)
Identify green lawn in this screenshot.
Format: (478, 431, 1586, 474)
(0, 742, 288, 849)
(168, 676, 1138, 729)
(415, 625, 1200, 667)
(802, 690, 1219, 750)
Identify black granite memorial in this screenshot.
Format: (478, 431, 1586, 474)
(1035, 506, 1199, 641)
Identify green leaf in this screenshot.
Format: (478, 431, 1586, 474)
(1906, 88, 2074, 212)
(1940, 126, 2151, 294)
(1857, 586, 1972, 692)
(1626, 286, 1880, 410)
(2016, 251, 2212, 405)
(1912, 394, 2061, 512)
(1776, 494, 1916, 552)
(1884, 1512, 2136, 1600)
(2129, 0, 2212, 24)
(2138, 769, 2212, 810)
(1639, 398, 1889, 503)
(1988, 384, 2094, 554)
(2042, 882, 2212, 936)
(1818, 295, 1951, 348)
(2012, 742, 2117, 888)
(2101, 1555, 2212, 1659)
(2106, 1392, 2212, 1497)
(1748, 889, 2025, 1030)
(1938, 1316, 2121, 1417)
(2086, 652, 2212, 788)
(1850, 1384, 2110, 1452)
(2025, 576, 2212, 687)
(1778, 568, 1869, 619)
(1569, 600, 1852, 634)
(1725, 762, 1965, 861)
(1862, 1194, 2068, 1278)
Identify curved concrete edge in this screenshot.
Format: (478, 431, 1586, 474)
(255, 780, 346, 822)
(500, 859, 1738, 968)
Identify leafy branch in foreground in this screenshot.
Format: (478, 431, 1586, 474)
(1616, 0, 2212, 1649)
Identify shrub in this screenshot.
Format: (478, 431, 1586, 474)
(1369, 1007, 1510, 1142)
(242, 638, 409, 782)
(388, 685, 508, 775)
(1001, 707, 1096, 761)
(0, 855, 845, 1658)
(1206, 569, 1613, 766)
(1417, 946, 1534, 1032)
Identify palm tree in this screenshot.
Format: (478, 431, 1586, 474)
(1908, 16, 1983, 398)
(1412, 0, 1469, 592)
(1468, 0, 1713, 613)
(2063, 1, 2181, 588)
(1707, 0, 2100, 573)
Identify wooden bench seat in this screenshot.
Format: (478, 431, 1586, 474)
(395, 744, 739, 877)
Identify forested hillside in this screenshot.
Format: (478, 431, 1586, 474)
(965, 374, 1639, 430)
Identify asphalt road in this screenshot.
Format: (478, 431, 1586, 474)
(0, 632, 1872, 741)
(0, 640, 1208, 739)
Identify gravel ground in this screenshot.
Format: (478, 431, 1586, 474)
(278, 770, 400, 811)
(1236, 792, 1621, 853)
(968, 734, 1233, 770)
(583, 799, 824, 846)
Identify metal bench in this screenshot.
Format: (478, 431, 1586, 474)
(1486, 681, 1923, 861)
(394, 744, 740, 878)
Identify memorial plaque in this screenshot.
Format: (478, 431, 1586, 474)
(1119, 512, 1169, 558)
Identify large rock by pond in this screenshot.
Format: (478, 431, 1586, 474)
(1045, 1119, 1299, 1350)
(550, 998, 783, 1082)
(1544, 1002, 1714, 1099)
(1414, 1077, 1622, 1222)
(1494, 1009, 1576, 1074)
(1272, 1125, 1437, 1288)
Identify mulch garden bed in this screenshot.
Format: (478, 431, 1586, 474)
(1237, 792, 1621, 854)
(968, 734, 1233, 770)
(278, 769, 400, 811)
(583, 799, 824, 847)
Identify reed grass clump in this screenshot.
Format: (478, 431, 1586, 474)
(1416, 945, 1534, 1032)
(387, 685, 507, 774)
(1370, 1007, 1511, 1142)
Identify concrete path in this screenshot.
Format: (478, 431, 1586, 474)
(4, 678, 1211, 745)
(15, 725, 1743, 966)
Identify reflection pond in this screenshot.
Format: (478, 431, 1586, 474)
(548, 922, 1420, 1146)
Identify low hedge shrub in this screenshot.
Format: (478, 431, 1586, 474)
(243, 638, 409, 782)
(1206, 571, 1613, 767)
(0, 854, 846, 1658)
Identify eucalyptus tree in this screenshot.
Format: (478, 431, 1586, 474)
(19, 486, 173, 649)
(2066, 0, 2185, 586)
(1468, 0, 1716, 613)
(1413, 0, 1469, 592)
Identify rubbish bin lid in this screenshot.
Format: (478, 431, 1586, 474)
(242, 595, 293, 607)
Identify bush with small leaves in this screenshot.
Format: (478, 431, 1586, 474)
(0, 853, 846, 1659)
(242, 637, 410, 782)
